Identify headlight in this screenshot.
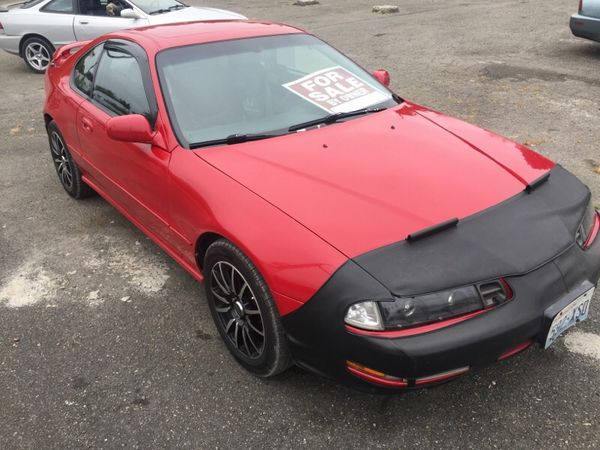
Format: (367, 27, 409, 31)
(345, 280, 512, 331)
(344, 301, 383, 330)
(576, 199, 599, 249)
(378, 285, 483, 329)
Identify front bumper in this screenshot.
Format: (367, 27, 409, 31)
(570, 13, 600, 42)
(283, 225, 600, 392)
(0, 34, 21, 55)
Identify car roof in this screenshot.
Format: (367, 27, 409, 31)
(114, 20, 305, 51)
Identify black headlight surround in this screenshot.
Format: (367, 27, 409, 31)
(378, 279, 512, 330)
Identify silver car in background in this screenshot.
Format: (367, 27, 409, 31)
(0, 0, 245, 72)
(570, 0, 600, 42)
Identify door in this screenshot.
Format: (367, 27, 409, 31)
(75, 40, 171, 239)
(37, 0, 78, 45)
(73, 0, 148, 41)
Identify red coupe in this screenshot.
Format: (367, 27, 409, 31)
(43, 20, 600, 391)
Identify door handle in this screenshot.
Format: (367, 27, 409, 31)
(79, 20, 89, 24)
(81, 117, 93, 132)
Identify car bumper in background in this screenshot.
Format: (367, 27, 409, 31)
(0, 34, 21, 55)
(570, 13, 600, 42)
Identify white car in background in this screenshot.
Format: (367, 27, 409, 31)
(0, 0, 245, 72)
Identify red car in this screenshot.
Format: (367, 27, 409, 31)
(43, 20, 600, 391)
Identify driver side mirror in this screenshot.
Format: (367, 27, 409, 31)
(107, 114, 153, 143)
(372, 69, 390, 87)
(120, 8, 143, 19)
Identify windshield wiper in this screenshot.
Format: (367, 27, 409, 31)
(288, 107, 387, 132)
(149, 4, 186, 13)
(189, 133, 282, 149)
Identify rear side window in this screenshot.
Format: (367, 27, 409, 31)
(41, 0, 74, 13)
(92, 47, 150, 118)
(73, 44, 103, 96)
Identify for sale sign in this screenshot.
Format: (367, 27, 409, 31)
(283, 66, 392, 114)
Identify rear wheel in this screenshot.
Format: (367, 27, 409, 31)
(22, 36, 54, 73)
(204, 239, 292, 377)
(47, 121, 94, 199)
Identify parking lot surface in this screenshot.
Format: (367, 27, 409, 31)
(1, 0, 599, 448)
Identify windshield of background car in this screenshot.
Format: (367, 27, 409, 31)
(132, 0, 182, 14)
(156, 33, 398, 147)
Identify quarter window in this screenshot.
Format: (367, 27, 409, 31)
(41, 0, 74, 13)
(92, 47, 150, 118)
(73, 44, 103, 96)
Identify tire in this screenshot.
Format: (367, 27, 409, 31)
(22, 36, 54, 74)
(47, 121, 95, 199)
(204, 239, 292, 377)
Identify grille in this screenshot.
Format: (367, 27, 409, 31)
(478, 281, 510, 308)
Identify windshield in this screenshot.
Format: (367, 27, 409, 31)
(132, 0, 184, 14)
(20, 0, 45, 8)
(156, 34, 399, 147)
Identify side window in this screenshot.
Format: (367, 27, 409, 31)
(41, 0, 74, 13)
(77, 0, 130, 17)
(92, 47, 150, 118)
(73, 44, 103, 96)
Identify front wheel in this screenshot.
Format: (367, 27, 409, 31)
(204, 239, 292, 377)
(47, 121, 95, 199)
(22, 36, 54, 73)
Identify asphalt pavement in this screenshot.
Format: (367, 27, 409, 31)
(1, 0, 599, 448)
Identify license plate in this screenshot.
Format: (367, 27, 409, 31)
(544, 287, 594, 349)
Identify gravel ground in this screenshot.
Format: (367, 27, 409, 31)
(1, 0, 599, 448)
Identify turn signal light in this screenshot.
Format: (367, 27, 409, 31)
(345, 360, 408, 388)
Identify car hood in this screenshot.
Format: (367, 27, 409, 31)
(147, 6, 246, 24)
(194, 102, 554, 258)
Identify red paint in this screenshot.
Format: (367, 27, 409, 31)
(345, 309, 490, 338)
(497, 339, 534, 361)
(372, 69, 390, 87)
(106, 114, 154, 143)
(199, 102, 553, 257)
(584, 211, 600, 250)
(51, 40, 91, 68)
(44, 20, 558, 315)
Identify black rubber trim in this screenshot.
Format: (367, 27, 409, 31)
(525, 171, 550, 193)
(407, 217, 459, 242)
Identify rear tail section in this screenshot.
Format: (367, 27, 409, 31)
(50, 40, 91, 69)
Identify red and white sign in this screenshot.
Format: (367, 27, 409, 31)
(283, 66, 391, 114)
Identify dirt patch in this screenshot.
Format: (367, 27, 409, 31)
(0, 260, 60, 308)
(564, 331, 600, 364)
(480, 63, 600, 87)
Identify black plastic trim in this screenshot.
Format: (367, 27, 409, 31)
(407, 217, 458, 242)
(525, 171, 550, 193)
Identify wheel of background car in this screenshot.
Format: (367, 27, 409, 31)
(47, 121, 95, 199)
(204, 239, 292, 377)
(22, 36, 55, 74)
